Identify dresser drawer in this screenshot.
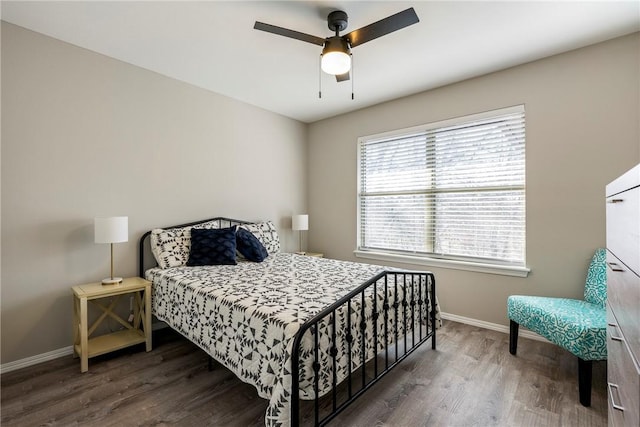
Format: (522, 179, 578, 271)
(606, 174, 639, 277)
(607, 304, 640, 427)
(607, 251, 640, 362)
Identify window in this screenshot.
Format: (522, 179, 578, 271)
(356, 105, 527, 276)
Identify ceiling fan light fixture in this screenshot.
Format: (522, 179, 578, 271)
(321, 51, 351, 75)
(321, 37, 351, 75)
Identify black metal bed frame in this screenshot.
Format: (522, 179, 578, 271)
(139, 217, 436, 427)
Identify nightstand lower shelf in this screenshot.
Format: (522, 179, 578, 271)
(75, 329, 147, 359)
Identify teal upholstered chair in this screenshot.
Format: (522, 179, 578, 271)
(507, 248, 607, 407)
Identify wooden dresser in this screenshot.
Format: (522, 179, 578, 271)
(606, 163, 640, 426)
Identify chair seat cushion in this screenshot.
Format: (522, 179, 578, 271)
(507, 295, 606, 360)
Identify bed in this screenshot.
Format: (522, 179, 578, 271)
(139, 217, 439, 426)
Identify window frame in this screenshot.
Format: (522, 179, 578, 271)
(355, 105, 529, 277)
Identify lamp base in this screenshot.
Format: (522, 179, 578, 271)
(102, 277, 123, 285)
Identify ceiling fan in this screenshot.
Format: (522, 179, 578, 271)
(254, 7, 419, 83)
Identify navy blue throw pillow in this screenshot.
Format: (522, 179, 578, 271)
(187, 227, 237, 266)
(236, 227, 268, 262)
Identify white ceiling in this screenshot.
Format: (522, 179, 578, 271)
(2, 1, 639, 123)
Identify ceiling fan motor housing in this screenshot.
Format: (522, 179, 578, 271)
(328, 10, 348, 33)
(323, 36, 350, 55)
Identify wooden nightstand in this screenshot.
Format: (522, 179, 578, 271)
(72, 277, 152, 372)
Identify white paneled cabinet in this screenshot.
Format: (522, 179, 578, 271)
(606, 163, 640, 427)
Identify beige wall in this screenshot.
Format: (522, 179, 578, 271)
(308, 33, 640, 325)
(1, 23, 307, 364)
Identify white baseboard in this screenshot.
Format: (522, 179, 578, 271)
(1, 346, 74, 374)
(1, 314, 548, 375)
(440, 311, 551, 344)
(1, 322, 169, 375)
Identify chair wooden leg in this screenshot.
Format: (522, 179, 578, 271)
(578, 358, 592, 407)
(509, 320, 519, 355)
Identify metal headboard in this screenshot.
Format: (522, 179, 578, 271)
(138, 216, 250, 277)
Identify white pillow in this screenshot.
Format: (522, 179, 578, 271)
(238, 221, 280, 255)
(150, 219, 222, 269)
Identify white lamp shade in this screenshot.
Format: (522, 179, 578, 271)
(292, 214, 309, 231)
(321, 51, 351, 75)
(94, 216, 128, 243)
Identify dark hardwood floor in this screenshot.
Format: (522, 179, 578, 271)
(1, 321, 606, 426)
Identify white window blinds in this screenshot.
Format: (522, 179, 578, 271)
(358, 105, 526, 266)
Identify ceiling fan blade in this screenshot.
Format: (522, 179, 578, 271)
(335, 72, 350, 82)
(345, 8, 419, 48)
(254, 22, 325, 46)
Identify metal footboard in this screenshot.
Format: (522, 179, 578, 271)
(290, 270, 436, 426)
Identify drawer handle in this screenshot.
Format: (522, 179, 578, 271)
(607, 262, 625, 272)
(607, 323, 625, 342)
(608, 383, 625, 411)
(607, 198, 624, 203)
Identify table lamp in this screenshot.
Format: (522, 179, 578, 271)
(292, 214, 308, 254)
(94, 216, 128, 285)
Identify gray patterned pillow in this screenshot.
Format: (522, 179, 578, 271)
(150, 220, 222, 269)
(238, 221, 280, 255)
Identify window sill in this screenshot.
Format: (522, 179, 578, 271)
(353, 250, 530, 277)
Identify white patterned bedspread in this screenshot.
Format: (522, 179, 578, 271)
(146, 253, 438, 426)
